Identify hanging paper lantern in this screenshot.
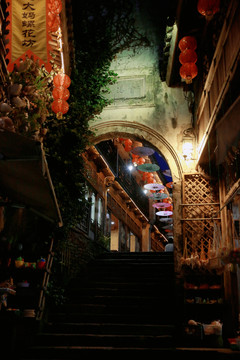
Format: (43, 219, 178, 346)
(136, 157, 145, 165)
(52, 99, 69, 119)
(52, 86, 70, 101)
(179, 36, 197, 52)
(48, 0, 62, 15)
(118, 138, 126, 143)
(197, 0, 220, 19)
(124, 139, 132, 152)
(48, 13, 60, 32)
(180, 63, 198, 84)
(53, 73, 71, 88)
(179, 49, 197, 64)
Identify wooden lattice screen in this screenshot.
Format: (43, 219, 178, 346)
(182, 173, 221, 260)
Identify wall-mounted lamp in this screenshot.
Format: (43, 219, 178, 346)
(182, 138, 194, 160)
(182, 128, 195, 160)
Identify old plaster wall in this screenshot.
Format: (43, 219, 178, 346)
(92, 43, 195, 180)
(91, 18, 196, 261)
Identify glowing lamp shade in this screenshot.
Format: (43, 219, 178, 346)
(179, 36, 197, 51)
(53, 73, 71, 88)
(52, 86, 70, 101)
(52, 99, 69, 119)
(180, 63, 198, 84)
(197, 0, 220, 19)
(179, 49, 197, 64)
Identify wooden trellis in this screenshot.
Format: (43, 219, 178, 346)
(182, 173, 221, 261)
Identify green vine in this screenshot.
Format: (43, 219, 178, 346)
(0, 0, 149, 239)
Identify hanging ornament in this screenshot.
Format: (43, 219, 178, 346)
(131, 146, 155, 156)
(179, 49, 197, 64)
(51, 99, 69, 119)
(152, 202, 171, 208)
(48, 13, 61, 33)
(156, 210, 173, 216)
(53, 73, 71, 88)
(197, 0, 220, 20)
(137, 163, 160, 172)
(52, 86, 70, 101)
(178, 36, 198, 83)
(136, 157, 145, 165)
(48, 0, 63, 15)
(124, 139, 132, 152)
(144, 183, 165, 191)
(178, 36, 197, 52)
(179, 63, 198, 84)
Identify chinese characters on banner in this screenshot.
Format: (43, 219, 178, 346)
(6, 0, 52, 72)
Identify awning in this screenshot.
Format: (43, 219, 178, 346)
(0, 129, 62, 226)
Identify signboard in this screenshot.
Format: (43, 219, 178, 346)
(6, 0, 52, 72)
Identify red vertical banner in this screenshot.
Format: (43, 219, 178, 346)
(5, 0, 52, 72)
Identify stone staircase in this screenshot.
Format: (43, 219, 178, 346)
(21, 251, 178, 357)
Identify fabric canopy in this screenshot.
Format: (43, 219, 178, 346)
(0, 130, 62, 226)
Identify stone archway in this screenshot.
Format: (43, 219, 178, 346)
(91, 120, 183, 264)
(92, 120, 183, 182)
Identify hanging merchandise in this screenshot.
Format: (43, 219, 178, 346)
(131, 146, 155, 156)
(124, 139, 132, 152)
(144, 183, 165, 191)
(137, 163, 160, 172)
(156, 210, 173, 216)
(149, 193, 168, 200)
(152, 202, 171, 208)
(136, 157, 145, 165)
(166, 182, 173, 188)
(197, 0, 220, 20)
(159, 217, 173, 223)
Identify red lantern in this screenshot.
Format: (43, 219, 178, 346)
(48, 13, 60, 32)
(52, 99, 69, 119)
(136, 157, 145, 165)
(147, 172, 154, 179)
(142, 173, 147, 181)
(179, 36, 197, 51)
(48, 0, 62, 15)
(52, 86, 70, 101)
(53, 73, 71, 88)
(124, 139, 132, 152)
(179, 49, 197, 64)
(197, 0, 220, 19)
(179, 63, 198, 84)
